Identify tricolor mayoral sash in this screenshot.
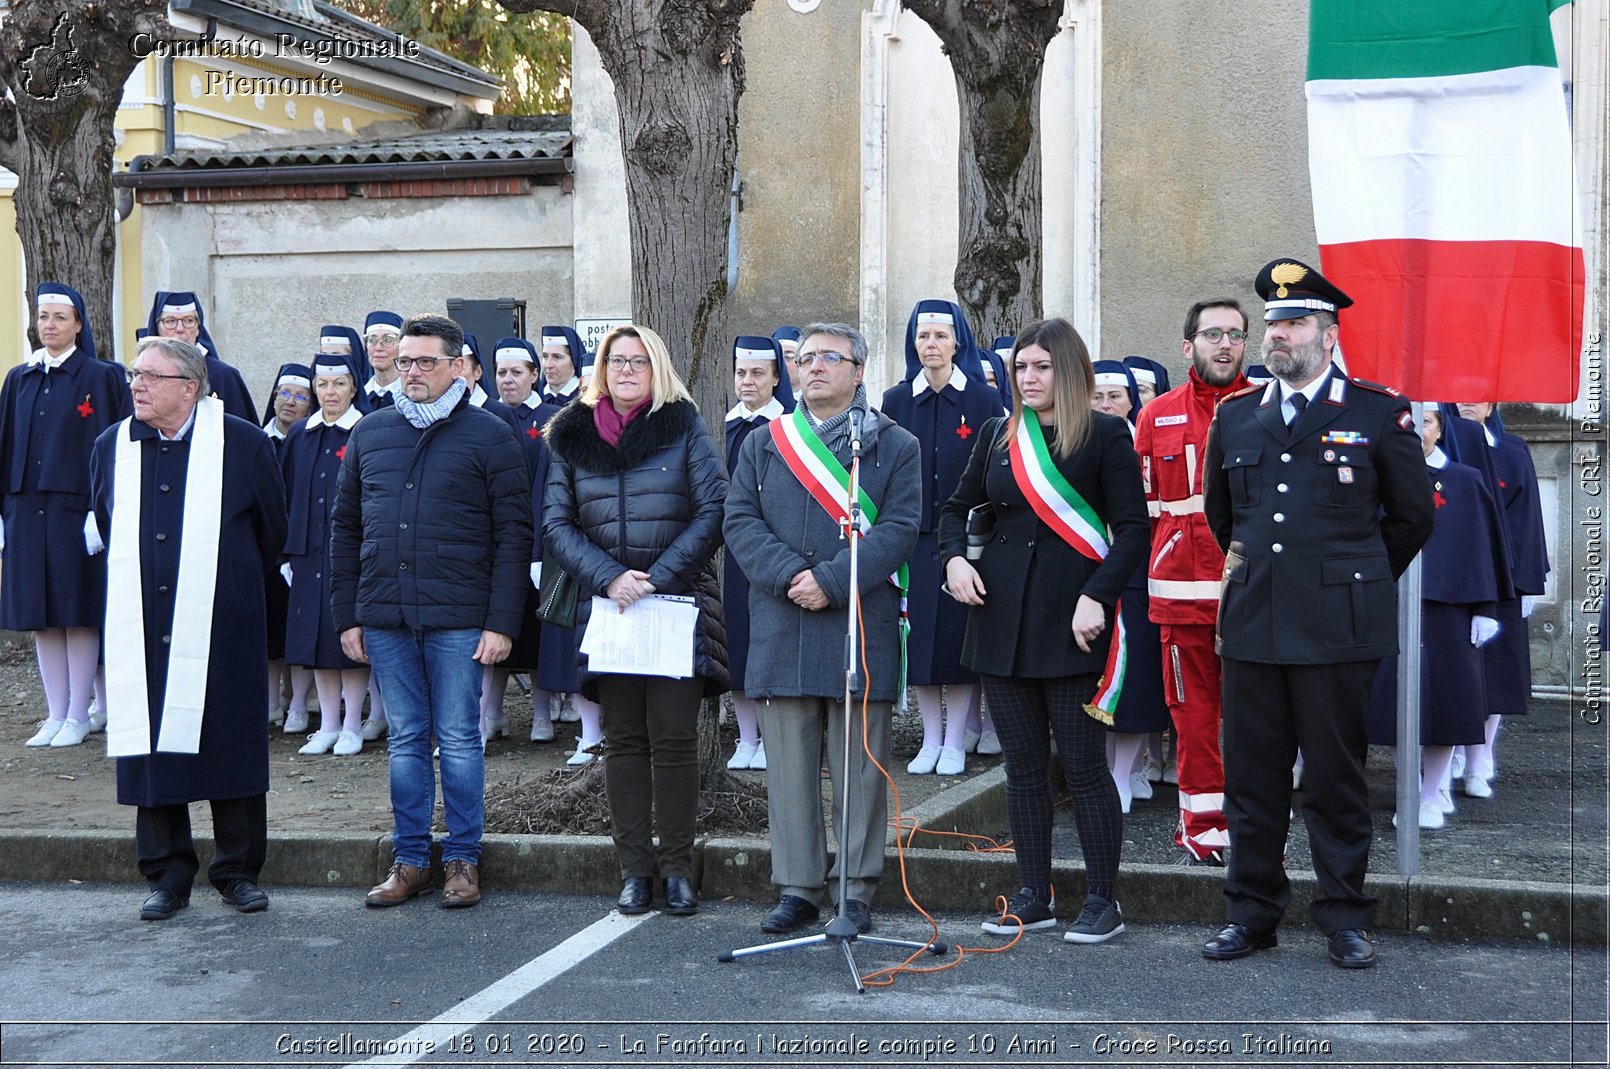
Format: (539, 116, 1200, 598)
(1007, 414, 1127, 725)
(770, 407, 911, 698)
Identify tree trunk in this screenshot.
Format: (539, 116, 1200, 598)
(501, 0, 751, 430)
(905, 0, 1062, 343)
(501, 0, 753, 794)
(0, 1, 172, 363)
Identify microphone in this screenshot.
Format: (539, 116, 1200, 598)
(848, 406, 864, 456)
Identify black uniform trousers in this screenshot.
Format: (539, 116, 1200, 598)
(135, 795, 267, 895)
(1221, 658, 1377, 935)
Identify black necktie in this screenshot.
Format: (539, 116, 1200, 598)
(1288, 392, 1308, 426)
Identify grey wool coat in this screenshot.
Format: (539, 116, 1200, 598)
(723, 407, 920, 702)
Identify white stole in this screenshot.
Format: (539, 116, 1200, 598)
(104, 398, 225, 757)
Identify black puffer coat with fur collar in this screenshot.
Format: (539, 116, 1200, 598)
(541, 397, 729, 697)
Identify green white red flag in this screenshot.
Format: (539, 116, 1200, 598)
(1307, 0, 1583, 401)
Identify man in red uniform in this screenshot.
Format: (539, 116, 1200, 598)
(1133, 298, 1251, 863)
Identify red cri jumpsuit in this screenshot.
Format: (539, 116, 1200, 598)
(1133, 367, 1249, 860)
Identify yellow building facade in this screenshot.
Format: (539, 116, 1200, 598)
(1, 0, 498, 366)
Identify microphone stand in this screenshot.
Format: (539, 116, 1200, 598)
(720, 407, 948, 993)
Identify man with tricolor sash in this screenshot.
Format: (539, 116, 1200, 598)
(90, 336, 288, 922)
(723, 322, 921, 938)
(1202, 259, 1433, 969)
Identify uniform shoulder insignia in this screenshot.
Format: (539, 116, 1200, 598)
(1396, 410, 1415, 431)
(1351, 378, 1402, 398)
(1222, 383, 1263, 402)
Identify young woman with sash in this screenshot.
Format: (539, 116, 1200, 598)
(939, 317, 1148, 944)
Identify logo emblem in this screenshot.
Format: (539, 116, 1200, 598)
(1270, 262, 1308, 300)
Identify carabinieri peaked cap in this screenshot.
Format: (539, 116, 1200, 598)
(1254, 258, 1355, 322)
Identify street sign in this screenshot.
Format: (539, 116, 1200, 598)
(574, 318, 632, 355)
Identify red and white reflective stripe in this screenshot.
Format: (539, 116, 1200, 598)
(1156, 495, 1205, 516)
(1186, 827, 1232, 850)
(1146, 500, 1163, 518)
(1185, 443, 1198, 494)
(1148, 578, 1222, 601)
(1179, 789, 1226, 814)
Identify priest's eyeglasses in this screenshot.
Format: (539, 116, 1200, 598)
(127, 369, 191, 385)
(393, 356, 445, 371)
(1193, 327, 1249, 343)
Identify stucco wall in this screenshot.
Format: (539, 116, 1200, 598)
(569, 25, 632, 325)
(725, 0, 863, 343)
(1099, 3, 1314, 370)
(139, 189, 573, 403)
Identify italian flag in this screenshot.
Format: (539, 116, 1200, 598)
(1307, 0, 1583, 402)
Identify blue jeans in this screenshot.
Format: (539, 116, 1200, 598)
(365, 626, 484, 867)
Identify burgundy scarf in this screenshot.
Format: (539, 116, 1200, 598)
(593, 397, 652, 446)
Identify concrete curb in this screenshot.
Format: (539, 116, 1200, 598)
(4, 820, 1602, 946)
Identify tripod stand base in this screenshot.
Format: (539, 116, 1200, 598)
(720, 928, 950, 994)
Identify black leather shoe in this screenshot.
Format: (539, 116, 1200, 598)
(1327, 928, 1377, 969)
(760, 894, 821, 934)
(1202, 923, 1278, 960)
(663, 877, 698, 917)
(616, 877, 652, 915)
(139, 889, 189, 921)
(219, 879, 269, 913)
(840, 899, 872, 933)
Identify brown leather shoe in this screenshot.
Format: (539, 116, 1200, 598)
(441, 859, 481, 908)
(365, 862, 432, 908)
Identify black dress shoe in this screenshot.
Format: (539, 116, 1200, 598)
(663, 877, 698, 917)
(139, 889, 189, 921)
(840, 899, 872, 934)
(1202, 923, 1278, 960)
(219, 879, 269, 913)
(1327, 928, 1377, 969)
(617, 877, 652, 915)
(760, 895, 821, 934)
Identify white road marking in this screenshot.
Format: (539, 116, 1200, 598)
(345, 910, 655, 1066)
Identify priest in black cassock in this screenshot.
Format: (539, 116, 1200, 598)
(90, 336, 287, 922)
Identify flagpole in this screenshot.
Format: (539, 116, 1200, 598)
(1394, 401, 1425, 875)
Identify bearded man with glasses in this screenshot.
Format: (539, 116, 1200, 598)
(1130, 298, 1253, 867)
(329, 314, 532, 911)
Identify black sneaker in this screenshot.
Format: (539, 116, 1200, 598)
(1065, 896, 1125, 943)
(981, 888, 1056, 936)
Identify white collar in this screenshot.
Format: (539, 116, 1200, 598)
(546, 376, 580, 398)
(1278, 368, 1331, 407)
(263, 420, 286, 441)
(516, 392, 543, 411)
(724, 396, 784, 423)
(1426, 446, 1448, 469)
(28, 346, 73, 370)
(306, 405, 362, 431)
(912, 364, 969, 397)
(469, 383, 489, 408)
(1482, 424, 1496, 447)
(156, 407, 199, 442)
(365, 374, 399, 396)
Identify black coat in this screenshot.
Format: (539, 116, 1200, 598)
(1204, 371, 1434, 664)
(542, 398, 729, 697)
(937, 413, 1149, 678)
(90, 412, 287, 806)
(328, 395, 533, 637)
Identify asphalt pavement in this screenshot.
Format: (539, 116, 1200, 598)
(1, 883, 1603, 1069)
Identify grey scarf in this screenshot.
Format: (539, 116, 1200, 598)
(802, 383, 869, 455)
(394, 377, 467, 430)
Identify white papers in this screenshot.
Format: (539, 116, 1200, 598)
(580, 595, 698, 678)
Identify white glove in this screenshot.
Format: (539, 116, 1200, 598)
(83, 513, 104, 556)
(530, 561, 543, 589)
(1471, 615, 1500, 647)
(280, 562, 293, 586)
(1521, 596, 1538, 619)
(0, 517, 6, 551)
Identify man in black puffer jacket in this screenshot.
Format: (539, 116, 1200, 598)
(330, 314, 532, 912)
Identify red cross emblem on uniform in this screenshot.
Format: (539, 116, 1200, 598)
(335, 445, 346, 461)
(77, 395, 93, 418)
(1499, 479, 1507, 489)
(526, 426, 541, 439)
(1433, 489, 1446, 509)
(955, 419, 971, 440)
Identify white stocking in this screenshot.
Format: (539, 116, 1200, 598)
(34, 629, 68, 723)
(340, 668, 369, 734)
(913, 685, 943, 750)
(63, 627, 99, 723)
(731, 691, 761, 745)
